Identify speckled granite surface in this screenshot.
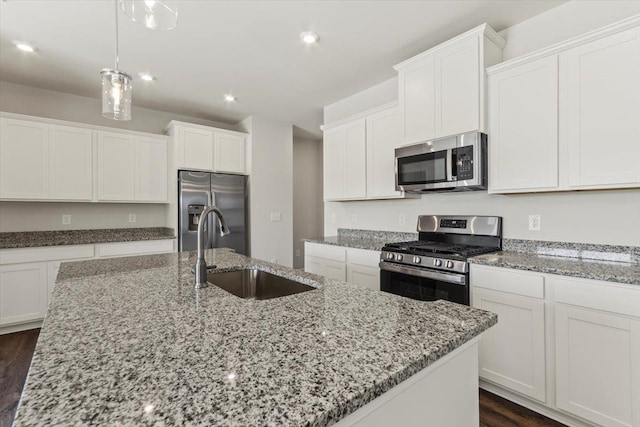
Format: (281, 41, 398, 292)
(303, 228, 417, 252)
(0, 227, 175, 249)
(14, 249, 496, 427)
(471, 239, 639, 285)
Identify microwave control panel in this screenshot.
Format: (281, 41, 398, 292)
(453, 146, 474, 180)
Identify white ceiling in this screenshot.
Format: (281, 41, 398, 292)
(0, 0, 566, 138)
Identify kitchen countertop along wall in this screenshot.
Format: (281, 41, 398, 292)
(303, 228, 417, 251)
(0, 227, 175, 249)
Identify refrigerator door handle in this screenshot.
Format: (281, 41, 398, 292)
(209, 190, 216, 249)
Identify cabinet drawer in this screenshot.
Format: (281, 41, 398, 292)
(552, 276, 640, 318)
(347, 248, 380, 268)
(470, 264, 544, 299)
(0, 245, 95, 265)
(95, 240, 174, 258)
(304, 242, 346, 262)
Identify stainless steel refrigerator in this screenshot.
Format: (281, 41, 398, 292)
(178, 171, 248, 254)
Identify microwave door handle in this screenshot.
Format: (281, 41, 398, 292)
(446, 149, 453, 182)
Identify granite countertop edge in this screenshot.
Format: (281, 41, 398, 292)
(0, 227, 176, 249)
(302, 237, 390, 252)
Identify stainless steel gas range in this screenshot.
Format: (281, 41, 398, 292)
(380, 215, 502, 305)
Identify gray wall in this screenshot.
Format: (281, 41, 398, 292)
(322, 1, 640, 247)
(293, 138, 323, 269)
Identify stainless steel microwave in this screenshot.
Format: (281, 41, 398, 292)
(395, 132, 487, 193)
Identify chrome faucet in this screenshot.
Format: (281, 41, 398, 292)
(194, 205, 231, 288)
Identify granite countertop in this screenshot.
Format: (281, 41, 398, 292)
(0, 227, 176, 249)
(14, 249, 496, 426)
(470, 250, 640, 285)
(303, 229, 417, 252)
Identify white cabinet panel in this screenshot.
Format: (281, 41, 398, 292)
(0, 262, 47, 326)
(399, 57, 436, 144)
(47, 261, 61, 301)
(323, 127, 344, 200)
(555, 304, 640, 427)
(565, 27, 640, 188)
(135, 137, 168, 202)
(214, 132, 245, 174)
(97, 131, 135, 201)
(473, 287, 546, 402)
(347, 264, 379, 291)
(0, 118, 48, 199)
(435, 37, 480, 137)
(95, 240, 174, 258)
(179, 126, 214, 171)
(343, 119, 367, 199)
(325, 259, 347, 281)
(48, 125, 93, 200)
(304, 256, 325, 277)
(366, 107, 402, 198)
(488, 55, 559, 192)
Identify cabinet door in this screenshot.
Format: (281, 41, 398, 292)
(48, 125, 93, 200)
(304, 255, 325, 276)
(488, 55, 559, 192)
(434, 36, 480, 137)
(324, 259, 346, 281)
(398, 57, 436, 144)
(343, 119, 367, 199)
(323, 127, 345, 200)
(555, 304, 640, 427)
(178, 126, 214, 171)
(135, 137, 168, 202)
(0, 262, 48, 326)
(214, 132, 245, 174)
(0, 118, 48, 199)
(565, 27, 640, 188)
(473, 288, 546, 402)
(47, 261, 61, 303)
(97, 131, 135, 201)
(366, 107, 402, 198)
(347, 264, 380, 291)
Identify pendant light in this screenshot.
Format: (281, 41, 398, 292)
(119, 0, 178, 30)
(101, 0, 132, 121)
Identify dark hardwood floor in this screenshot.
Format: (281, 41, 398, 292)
(0, 328, 39, 427)
(1, 329, 566, 427)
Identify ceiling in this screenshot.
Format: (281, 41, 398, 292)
(0, 0, 566, 138)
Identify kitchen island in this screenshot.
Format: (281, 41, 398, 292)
(13, 249, 496, 426)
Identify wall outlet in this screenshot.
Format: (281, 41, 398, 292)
(399, 214, 406, 226)
(351, 214, 357, 224)
(528, 214, 541, 231)
(295, 249, 301, 257)
(62, 214, 71, 225)
(330, 213, 336, 223)
(128, 213, 136, 223)
(270, 258, 277, 264)
(270, 212, 282, 222)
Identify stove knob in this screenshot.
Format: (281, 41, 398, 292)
(386, 253, 395, 260)
(413, 256, 421, 264)
(396, 254, 403, 262)
(434, 259, 442, 267)
(446, 260, 454, 269)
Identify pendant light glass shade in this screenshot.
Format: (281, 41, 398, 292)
(101, 68, 132, 120)
(119, 0, 178, 30)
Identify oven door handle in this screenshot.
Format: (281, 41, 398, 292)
(379, 261, 467, 286)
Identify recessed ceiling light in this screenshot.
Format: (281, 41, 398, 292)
(224, 94, 236, 102)
(15, 42, 36, 52)
(138, 72, 156, 81)
(300, 31, 319, 44)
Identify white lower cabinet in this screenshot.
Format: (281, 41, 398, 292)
(471, 264, 640, 427)
(0, 239, 175, 334)
(304, 242, 380, 290)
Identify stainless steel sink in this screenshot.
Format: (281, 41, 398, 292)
(207, 268, 315, 300)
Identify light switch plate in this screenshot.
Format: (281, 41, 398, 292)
(62, 214, 71, 225)
(270, 212, 282, 222)
(128, 214, 137, 223)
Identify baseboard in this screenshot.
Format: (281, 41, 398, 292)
(479, 380, 598, 427)
(0, 320, 42, 335)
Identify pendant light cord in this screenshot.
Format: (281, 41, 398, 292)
(114, 0, 119, 69)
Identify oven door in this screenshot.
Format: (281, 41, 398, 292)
(379, 261, 469, 305)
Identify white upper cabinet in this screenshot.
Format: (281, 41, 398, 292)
(564, 26, 640, 189)
(488, 55, 559, 192)
(97, 131, 136, 201)
(323, 118, 366, 201)
(48, 125, 93, 200)
(395, 24, 505, 144)
(178, 126, 214, 171)
(214, 131, 245, 174)
(0, 118, 49, 199)
(135, 137, 168, 202)
(487, 16, 640, 193)
(323, 126, 346, 200)
(366, 106, 402, 198)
